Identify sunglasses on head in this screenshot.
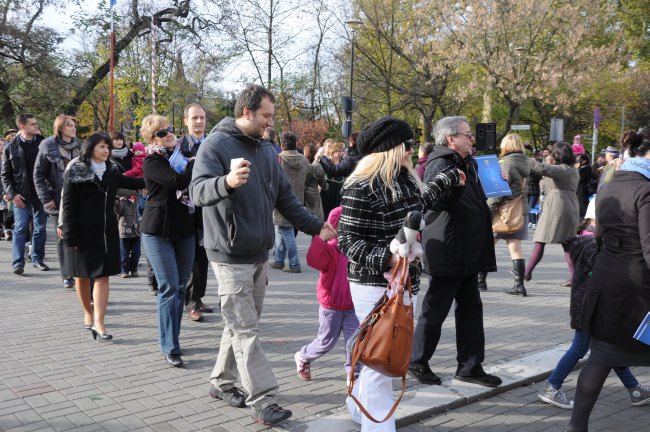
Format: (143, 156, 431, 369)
(155, 126, 174, 138)
(404, 139, 414, 151)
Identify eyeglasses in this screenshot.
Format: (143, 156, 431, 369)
(404, 139, 414, 151)
(154, 126, 174, 138)
(454, 131, 473, 139)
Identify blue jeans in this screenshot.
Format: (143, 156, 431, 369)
(142, 233, 195, 354)
(12, 199, 47, 268)
(120, 237, 141, 274)
(273, 225, 300, 269)
(528, 194, 539, 224)
(548, 329, 638, 389)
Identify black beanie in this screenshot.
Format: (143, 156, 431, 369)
(357, 116, 414, 155)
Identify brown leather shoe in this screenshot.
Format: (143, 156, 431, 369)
(188, 309, 204, 322)
(197, 303, 214, 313)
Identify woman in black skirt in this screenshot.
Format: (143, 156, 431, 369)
(61, 132, 144, 341)
(568, 131, 650, 431)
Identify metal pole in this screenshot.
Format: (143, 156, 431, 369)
(109, 7, 115, 130)
(151, 18, 157, 114)
(349, 30, 355, 103)
(621, 106, 626, 139)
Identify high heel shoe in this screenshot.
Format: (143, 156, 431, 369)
(90, 326, 113, 341)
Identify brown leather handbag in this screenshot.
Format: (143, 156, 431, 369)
(492, 178, 527, 234)
(347, 257, 414, 423)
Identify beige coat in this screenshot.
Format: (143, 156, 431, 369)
(273, 150, 311, 227)
(530, 160, 580, 243)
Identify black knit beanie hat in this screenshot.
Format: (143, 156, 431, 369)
(357, 116, 414, 155)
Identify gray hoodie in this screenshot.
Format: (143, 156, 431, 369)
(190, 117, 324, 264)
(273, 150, 311, 227)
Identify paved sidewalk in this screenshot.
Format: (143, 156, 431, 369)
(0, 227, 647, 431)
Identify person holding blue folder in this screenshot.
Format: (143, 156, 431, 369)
(567, 130, 650, 431)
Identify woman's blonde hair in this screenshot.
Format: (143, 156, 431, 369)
(140, 114, 170, 144)
(500, 133, 525, 157)
(344, 144, 422, 198)
(53, 115, 76, 139)
(326, 141, 345, 158)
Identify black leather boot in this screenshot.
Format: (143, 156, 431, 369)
(477, 272, 487, 291)
(507, 259, 527, 297)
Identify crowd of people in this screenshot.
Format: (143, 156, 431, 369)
(1, 84, 648, 430)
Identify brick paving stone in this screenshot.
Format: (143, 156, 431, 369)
(2, 227, 647, 431)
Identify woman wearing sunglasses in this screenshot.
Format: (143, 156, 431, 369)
(140, 115, 197, 367)
(338, 117, 465, 431)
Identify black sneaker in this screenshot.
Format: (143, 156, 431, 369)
(208, 384, 247, 408)
(408, 365, 442, 385)
(33, 262, 49, 271)
(251, 403, 292, 425)
(13, 266, 24, 275)
(455, 372, 502, 388)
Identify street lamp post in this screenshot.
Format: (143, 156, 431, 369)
(342, 19, 362, 139)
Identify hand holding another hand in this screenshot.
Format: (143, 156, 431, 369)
(319, 222, 337, 241)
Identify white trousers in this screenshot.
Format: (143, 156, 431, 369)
(346, 283, 416, 432)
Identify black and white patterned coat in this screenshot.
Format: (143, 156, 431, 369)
(338, 167, 460, 294)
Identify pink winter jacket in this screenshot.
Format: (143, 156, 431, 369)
(306, 207, 353, 311)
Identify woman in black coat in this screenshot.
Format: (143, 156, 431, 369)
(568, 131, 650, 431)
(61, 132, 144, 341)
(139, 114, 196, 367)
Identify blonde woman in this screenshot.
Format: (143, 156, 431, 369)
(320, 141, 345, 219)
(139, 114, 197, 367)
(486, 134, 531, 296)
(338, 117, 464, 431)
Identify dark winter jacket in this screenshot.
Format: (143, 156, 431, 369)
(319, 154, 362, 178)
(338, 167, 461, 293)
(111, 149, 133, 174)
(115, 197, 140, 238)
(61, 159, 144, 252)
(140, 152, 196, 241)
(566, 235, 598, 330)
(176, 134, 204, 157)
(421, 146, 497, 276)
(33, 136, 81, 210)
(1, 134, 44, 201)
(582, 170, 650, 352)
(190, 117, 324, 264)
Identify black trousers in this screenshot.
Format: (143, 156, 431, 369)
(184, 243, 208, 310)
(411, 274, 486, 376)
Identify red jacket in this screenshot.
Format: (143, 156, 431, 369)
(124, 154, 144, 178)
(306, 206, 353, 310)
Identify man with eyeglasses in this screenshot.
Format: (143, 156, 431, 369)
(1, 113, 49, 275)
(190, 84, 335, 426)
(408, 116, 501, 388)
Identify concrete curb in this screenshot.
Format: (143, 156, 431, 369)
(287, 343, 579, 431)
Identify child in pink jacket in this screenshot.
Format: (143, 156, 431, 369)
(123, 142, 145, 178)
(294, 206, 360, 381)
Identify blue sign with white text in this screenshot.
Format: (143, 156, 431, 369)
(474, 155, 512, 198)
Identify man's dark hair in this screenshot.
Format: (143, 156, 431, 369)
(80, 131, 113, 164)
(264, 127, 276, 142)
(15, 113, 35, 128)
(282, 131, 297, 151)
(184, 102, 205, 119)
(109, 130, 125, 141)
(551, 141, 576, 166)
(234, 84, 275, 118)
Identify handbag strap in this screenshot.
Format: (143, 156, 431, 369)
(348, 375, 407, 423)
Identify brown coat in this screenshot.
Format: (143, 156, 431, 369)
(530, 160, 579, 243)
(273, 150, 311, 227)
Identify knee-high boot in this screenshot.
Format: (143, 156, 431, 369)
(507, 259, 527, 297)
(477, 272, 487, 291)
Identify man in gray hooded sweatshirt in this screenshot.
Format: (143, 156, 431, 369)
(190, 84, 335, 426)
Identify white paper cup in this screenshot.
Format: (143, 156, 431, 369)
(230, 158, 244, 171)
